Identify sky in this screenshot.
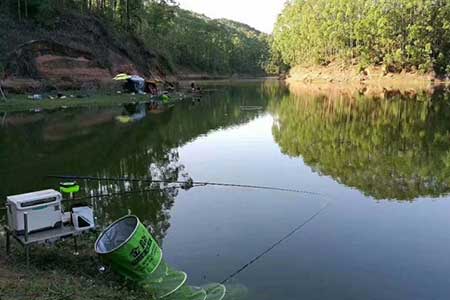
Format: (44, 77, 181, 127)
(176, 0, 286, 34)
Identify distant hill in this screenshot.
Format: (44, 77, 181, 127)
(216, 18, 263, 35)
(166, 8, 271, 77)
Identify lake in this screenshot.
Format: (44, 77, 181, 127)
(1, 80, 450, 300)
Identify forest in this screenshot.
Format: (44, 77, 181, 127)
(1, 0, 271, 76)
(273, 0, 450, 75)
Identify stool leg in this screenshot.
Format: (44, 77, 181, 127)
(25, 246, 30, 269)
(74, 236, 79, 255)
(6, 230, 10, 255)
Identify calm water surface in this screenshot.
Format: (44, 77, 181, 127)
(1, 81, 450, 300)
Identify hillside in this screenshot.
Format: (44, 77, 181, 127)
(0, 0, 272, 93)
(156, 8, 271, 78)
(0, 12, 174, 92)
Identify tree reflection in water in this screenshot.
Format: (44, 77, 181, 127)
(0, 82, 281, 239)
(270, 85, 450, 201)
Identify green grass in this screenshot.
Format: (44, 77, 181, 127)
(0, 232, 151, 300)
(0, 93, 152, 113)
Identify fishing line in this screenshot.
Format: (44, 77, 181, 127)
(220, 203, 331, 284)
(47, 175, 323, 196)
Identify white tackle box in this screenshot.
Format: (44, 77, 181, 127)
(6, 189, 63, 234)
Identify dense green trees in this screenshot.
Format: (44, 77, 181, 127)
(273, 0, 450, 75)
(155, 10, 270, 75)
(6, 0, 174, 29)
(3, 0, 271, 75)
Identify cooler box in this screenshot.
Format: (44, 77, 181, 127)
(6, 189, 63, 234)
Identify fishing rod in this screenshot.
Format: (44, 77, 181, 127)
(0, 183, 204, 210)
(62, 183, 197, 203)
(47, 175, 323, 196)
(220, 203, 331, 284)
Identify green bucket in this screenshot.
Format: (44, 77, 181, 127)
(95, 215, 163, 281)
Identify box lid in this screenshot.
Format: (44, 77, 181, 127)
(7, 189, 61, 205)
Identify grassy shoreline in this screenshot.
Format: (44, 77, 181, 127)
(0, 232, 150, 300)
(0, 78, 275, 113)
(0, 94, 155, 113)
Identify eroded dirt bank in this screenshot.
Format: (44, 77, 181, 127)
(287, 63, 446, 86)
(0, 13, 174, 93)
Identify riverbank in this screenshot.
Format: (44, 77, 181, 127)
(0, 78, 278, 113)
(0, 233, 148, 300)
(287, 63, 447, 85)
(0, 93, 156, 113)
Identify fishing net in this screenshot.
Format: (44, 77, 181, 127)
(95, 215, 229, 299)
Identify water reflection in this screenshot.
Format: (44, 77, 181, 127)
(3, 81, 450, 299)
(116, 102, 175, 124)
(0, 82, 278, 231)
(270, 84, 450, 201)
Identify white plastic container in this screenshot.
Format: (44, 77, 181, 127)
(72, 206, 95, 231)
(6, 189, 63, 234)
